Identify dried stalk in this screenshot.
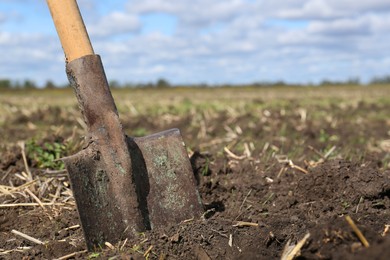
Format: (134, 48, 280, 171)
(11, 229, 44, 245)
(345, 215, 369, 247)
(25, 188, 45, 209)
(224, 147, 246, 160)
(0, 202, 64, 208)
(17, 141, 32, 182)
(54, 250, 88, 260)
(281, 233, 310, 260)
(233, 221, 259, 227)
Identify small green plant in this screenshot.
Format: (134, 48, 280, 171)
(88, 252, 100, 259)
(341, 200, 351, 210)
(26, 139, 67, 169)
(319, 129, 329, 143)
(133, 127, 148, 137)
(201, 157, 211, 176)
(130, 244, 143, 254)
(319, 129, 339, 143)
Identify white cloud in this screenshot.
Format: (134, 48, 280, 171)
(0, 13, 5, 24)
(278, 0, 343, 19)
(276, 0, 390, 19)
(308, 17, 372, 36)
(0, 31, 64, 83)
(127, 0, 253, 28)
(88, 12, 140, 37)
(78, 0, 96, 11)
(278, 12, 390, 49)
(327, 0, 390, 13)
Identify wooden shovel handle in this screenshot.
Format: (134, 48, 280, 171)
(47, 0, 94, 62)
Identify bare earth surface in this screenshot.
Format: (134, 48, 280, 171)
(1, 87, 390, 259)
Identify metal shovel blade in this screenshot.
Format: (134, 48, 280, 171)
(64, 129, 203, 250)
(63, 55, 203, 250)
(128, 129, 203, 229)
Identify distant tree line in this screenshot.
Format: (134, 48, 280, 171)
(370, 75, 390, 85)
(319, 77, 361, 86)
(0, 79, 69, 90)
(1, 75, 390, 90)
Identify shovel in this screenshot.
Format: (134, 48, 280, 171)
(46, 0, 203, 250)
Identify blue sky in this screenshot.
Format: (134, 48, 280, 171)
(1, 0, 390, 86)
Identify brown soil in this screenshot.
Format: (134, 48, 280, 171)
(1, 154, 389, 259)
(1, 90, 390, 259)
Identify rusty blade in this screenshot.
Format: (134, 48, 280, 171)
(129, 129, 203, 230)
(65, 129, 203, 250)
